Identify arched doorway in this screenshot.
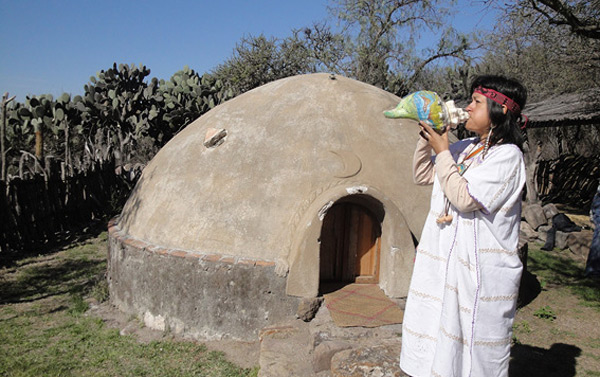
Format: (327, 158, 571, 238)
(319, 200, 382, 295)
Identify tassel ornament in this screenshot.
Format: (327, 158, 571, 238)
(483, 126, 493, 158)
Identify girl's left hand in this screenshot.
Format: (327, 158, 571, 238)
(419, 121, 449, 154)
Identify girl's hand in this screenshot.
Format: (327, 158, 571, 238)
(419, 121, 449, 154)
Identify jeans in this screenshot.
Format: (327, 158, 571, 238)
(585, 186, 600, 277)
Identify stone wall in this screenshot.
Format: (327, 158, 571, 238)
(521, 202, 593, 261)
(107, 220, 300, 341)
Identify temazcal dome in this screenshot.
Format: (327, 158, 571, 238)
(108, 73, 432, 340)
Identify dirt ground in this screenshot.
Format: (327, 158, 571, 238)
(60, 213, 588, 377)
(7, 225, 596, 375)
(509, 250, 600, 376)
(89, 248, 600, 376)
(510, 286, 600, 376)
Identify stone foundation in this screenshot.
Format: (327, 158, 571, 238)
(107, 219, 300, 341)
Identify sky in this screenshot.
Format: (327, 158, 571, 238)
(0, 0, 498, 102)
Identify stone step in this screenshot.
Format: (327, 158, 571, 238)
(331, 344, 408, 377)
(258, 321, 314, 377)
(258, 305, 407, 376)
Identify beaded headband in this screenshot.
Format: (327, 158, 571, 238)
(474, 86, 528, 129)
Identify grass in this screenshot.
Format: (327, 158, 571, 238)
(2, 232, 598, 376)
(0, 232, 258, 377)
(527, 243, 600, 310)
(533, 305, 557, 321)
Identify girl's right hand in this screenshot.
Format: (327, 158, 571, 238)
(419, 121, 449, 154)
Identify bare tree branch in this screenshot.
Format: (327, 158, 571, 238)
(527, 0, 600, 39)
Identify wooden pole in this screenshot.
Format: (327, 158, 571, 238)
(35, 128, 43, 167)
(1, 92, 16, 182)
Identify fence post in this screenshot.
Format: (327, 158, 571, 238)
(1, 92, 16, 182)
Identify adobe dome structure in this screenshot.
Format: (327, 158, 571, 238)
(107, 73, 432, 340)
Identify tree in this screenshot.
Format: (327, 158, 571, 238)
(478, 0, 600, 99)
(325, 0, 474, 94)
(211, 1, 475, 97)
(212, 34, 316, 95)
(519, 0, 600, 40)
(297, 21, 351, 74)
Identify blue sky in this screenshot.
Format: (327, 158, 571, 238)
(0, 0, 497, 102)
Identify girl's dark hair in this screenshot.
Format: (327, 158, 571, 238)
(470, 75, 527, 151)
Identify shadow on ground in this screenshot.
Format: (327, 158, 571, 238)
(510, 342, 581, 377)
(0, 257, 105, 305)
(528, 247, 600, 307)
(0, 219, 107, 269)
(518, 269, 542, 309)
(0, 222, 107, 305)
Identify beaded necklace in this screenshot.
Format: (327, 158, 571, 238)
(456, 144, 484, 175)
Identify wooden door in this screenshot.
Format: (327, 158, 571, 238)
(319, 202, 381, 285)
(353, 208, 381, 284)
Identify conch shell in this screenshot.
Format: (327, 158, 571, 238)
(384, 91, 468, 134)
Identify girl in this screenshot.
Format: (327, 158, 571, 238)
(400, 75, 527, 377)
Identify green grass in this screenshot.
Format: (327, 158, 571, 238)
(513, 320, 532, 334)
(527, 244, 600, 310)
(0, 232, 258, 377)
(533, 305, 557, 321)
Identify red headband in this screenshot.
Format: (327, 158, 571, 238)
(474, 86, 528, 129)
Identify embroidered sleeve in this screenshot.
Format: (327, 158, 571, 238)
(435, 150, 481, 212)
(413, 137, 434, 185)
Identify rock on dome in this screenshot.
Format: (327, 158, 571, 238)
(108, 73, 432, 340)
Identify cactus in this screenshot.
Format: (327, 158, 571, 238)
(2, 61, 239, 176)
(80, 62, 164, 163)
(158, 67, 234, 142)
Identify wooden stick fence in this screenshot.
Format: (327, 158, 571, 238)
(0, 160, 131, 253)
(1, 152, 597, 254)
(536, 154, 600, 209)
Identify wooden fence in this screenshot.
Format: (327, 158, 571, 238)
(1, 152, 598, 254)
(537, 154, 600, 209)
(0, 160, 131, 253)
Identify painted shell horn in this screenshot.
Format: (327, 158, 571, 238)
(384, 90, 467, 133)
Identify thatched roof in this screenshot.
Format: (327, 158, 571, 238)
(526, 89, 600, 127)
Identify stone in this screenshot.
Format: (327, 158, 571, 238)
(537, 225, 554, 242)
(567, 230, 594, 260)
(309, 306, 403, 346)
(108, 228, 301, 341)
(555, 231, 570, 250)
(143, 311, 166, 332)
(522, 203, 547, 230)
(258, 321, 313, 377)
(520, 221, 538, 242)
(313, 340, 353, 373)
(297, 297, 324, 322)
(518, 242, 528, 271)
(119, 322, 139, 336)
(203, 127, 227, 148)
(518, 235, 528, 251)
(255, 305, 409, 376)
(330, 344, 407, 377)
(542, 203, 559, 222)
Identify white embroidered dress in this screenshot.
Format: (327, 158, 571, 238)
(400, 137, 526, 377)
